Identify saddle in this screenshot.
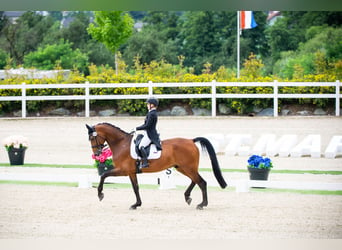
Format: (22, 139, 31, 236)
(130, 134, 162, 160)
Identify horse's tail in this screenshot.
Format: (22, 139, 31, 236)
(193, 137, 227, 189)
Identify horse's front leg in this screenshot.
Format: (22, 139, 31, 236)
(97, 168, 119, 201)
(129, 173, 142, 210)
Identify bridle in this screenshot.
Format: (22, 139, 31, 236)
(88, 129, 108, 156)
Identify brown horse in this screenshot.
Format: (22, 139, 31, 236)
(86, 123, 227, 210)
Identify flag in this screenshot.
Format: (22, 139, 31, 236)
(240, 11, 257, 30)
(237, 11, 257, 78)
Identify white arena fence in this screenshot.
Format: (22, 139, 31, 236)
(0, 80, 340, 118)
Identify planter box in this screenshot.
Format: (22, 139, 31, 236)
(97, 162, 114, 176)
(8, 148, 26, 165)
(248, 167, 270, 181)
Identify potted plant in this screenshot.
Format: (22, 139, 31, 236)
(2, 135, 28, 165)
(92, 148, 114, 176)
(247, 155, 273, 180)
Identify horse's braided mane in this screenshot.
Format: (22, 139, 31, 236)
(99, 122, 130, 136)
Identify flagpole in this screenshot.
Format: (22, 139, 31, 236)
(237, 11, 240, 79)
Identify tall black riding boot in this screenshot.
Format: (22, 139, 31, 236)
(139, 147, 149, 168)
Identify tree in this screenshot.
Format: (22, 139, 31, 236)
(272, 26, 342, 78)
(23, 40, 88, 72)
(87, 11, 134, 74)
(61, 12, 91, 51)
(264, 11, 342, 74)
(180, 11, 222, 73)
(86, 41, 115, 68)
(142, 11, 181, 41)
(0, 11, 8, 32)
(178, 11, 268, 74)
(265, 17, 299, 65)
(123, 11, 181, 68)
(0, 48, 9, 69)
(0, 11, 55, 66)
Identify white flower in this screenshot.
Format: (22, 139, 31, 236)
(2, 135, 29, 149)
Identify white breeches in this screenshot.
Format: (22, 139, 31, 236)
(138, 131, 151, 148)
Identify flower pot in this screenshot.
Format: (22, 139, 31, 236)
(8, 148, 26, 165)
(97, 162, 114, 176)
(248, 167, 270, 181)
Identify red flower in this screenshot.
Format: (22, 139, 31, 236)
(92, 148, 112, 163)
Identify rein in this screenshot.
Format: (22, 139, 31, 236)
(89, 130, 108, 155)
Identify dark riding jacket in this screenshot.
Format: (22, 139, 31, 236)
(136, 109, 162, 150)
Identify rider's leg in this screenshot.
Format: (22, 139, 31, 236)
(138, 132, 151, 168)
(139, 146, 149, 168)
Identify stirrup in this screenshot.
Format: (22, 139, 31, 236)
(139, 160, 149, 169)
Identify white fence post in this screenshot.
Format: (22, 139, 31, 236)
(21, 82, 26, 118)
(336, 80, 340, 117)
(148, 81, 153, 96)
(85, 81, 90, 117)
(273, 80, 278, 117)
(211, 80, 216, 117)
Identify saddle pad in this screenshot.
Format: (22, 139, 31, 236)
(130, 137, 162, 160)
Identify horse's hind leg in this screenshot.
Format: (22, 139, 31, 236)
(196, 175, 208, 210)
(129, 174, 142, 210)
(177, 167, 208, 209)
(184, 181, 196, 205)
(185, 175, 208, 209)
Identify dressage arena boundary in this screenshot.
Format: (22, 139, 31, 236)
(0, 80, 340, 118)
(1, 168, 342, 192)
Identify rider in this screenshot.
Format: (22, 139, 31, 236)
(135, 97, 162, 168)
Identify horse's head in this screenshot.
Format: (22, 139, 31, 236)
(86, 124, 107, 156)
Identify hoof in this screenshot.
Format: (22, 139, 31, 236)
(196, 202, 207, 210)
(186, 197, 192, 205)
(129, 202, 141, 210)
(98, 193, 104, 201)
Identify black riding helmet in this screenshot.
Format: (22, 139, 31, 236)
(146, 97, 159, 107)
